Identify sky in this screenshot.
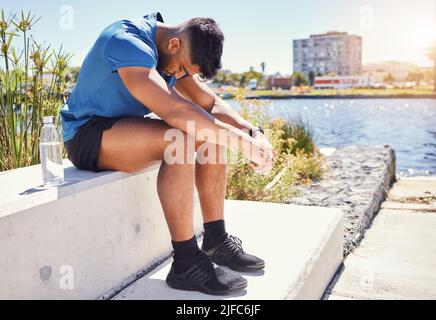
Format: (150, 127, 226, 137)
(2, 0, 436, 74)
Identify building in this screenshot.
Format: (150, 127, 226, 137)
(362, 61, 418, 83)
(314, 76, 375, 89)
(270, 76, 292, 90)
(293, 32, 362, 77)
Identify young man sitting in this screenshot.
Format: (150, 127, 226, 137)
(61, 12, 274, 296)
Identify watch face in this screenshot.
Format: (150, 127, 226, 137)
(250, 127, 264, 137)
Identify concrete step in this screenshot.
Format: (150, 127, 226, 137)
(112, 200, 343, 300)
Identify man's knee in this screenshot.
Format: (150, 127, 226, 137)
(162, 130, 195, 164)
(163, 129, 228, 165)
(195, 142, 227, 165)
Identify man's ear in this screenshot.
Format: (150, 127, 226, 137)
(168, 38, 181, 53)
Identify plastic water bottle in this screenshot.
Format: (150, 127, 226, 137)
(40, 116, 65, 187)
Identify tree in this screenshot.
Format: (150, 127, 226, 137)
(292, 72, 308, 87)
(383, 73, 395, 84)
(228, 73, 241, 87)
(406, 69, 424, 86)
(308, 71, 315, 86)
(240, 70, 263, 88)
(265, 76, 273, 90)
(426, 41, 436, 91)
(260, 62, 266, 74)
(214, 70, 229, 85)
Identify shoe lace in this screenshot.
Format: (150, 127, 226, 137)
(219, 235, 244, 255)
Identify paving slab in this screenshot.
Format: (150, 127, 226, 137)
(326, 177, 436, 300)
(388, 177, 436, 200)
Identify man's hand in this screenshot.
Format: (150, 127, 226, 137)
(173, 74, 276, 171)
(246, 132, 275, 174)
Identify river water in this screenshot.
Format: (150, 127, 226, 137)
(230, 98, 436, 177)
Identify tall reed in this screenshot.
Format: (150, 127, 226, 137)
(0, 10, 72, 171)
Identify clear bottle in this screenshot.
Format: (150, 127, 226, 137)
(40, 116, 65, 187)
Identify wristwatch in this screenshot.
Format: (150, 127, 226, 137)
(249, 126, 265, 137)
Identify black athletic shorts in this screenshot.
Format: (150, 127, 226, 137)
(64, 116, 124, 172)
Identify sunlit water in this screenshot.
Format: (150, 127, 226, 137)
(230, 99, 436, 177)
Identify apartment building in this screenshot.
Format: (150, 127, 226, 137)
(293, 32, 362, 77)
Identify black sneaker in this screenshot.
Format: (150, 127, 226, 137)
(201, 234, 265, 272)
(166, 252, 247, 296)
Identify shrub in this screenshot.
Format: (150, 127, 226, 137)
(280, 114, 317, 156)
(225, 94, 325, 202)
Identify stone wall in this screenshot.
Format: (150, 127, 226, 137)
(287, 145, 396, 256)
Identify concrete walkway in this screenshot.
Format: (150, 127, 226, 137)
(325, 177, 436, 300)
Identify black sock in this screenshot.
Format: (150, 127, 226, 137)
(204, 219, 226, 237)
(172, 236, 201, 274)
(202, 220, 228, 251)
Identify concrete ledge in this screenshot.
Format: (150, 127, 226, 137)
(0, 159, 159, 218)
(0, 160, 203, 299)
(113, 200, 344, 300)
(288, 145, 397, 255)
(1, 160, 344, 300)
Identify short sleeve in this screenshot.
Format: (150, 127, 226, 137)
(104, 31, 157, 72)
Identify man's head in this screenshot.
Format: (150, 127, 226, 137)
(156, 17, 224, 80)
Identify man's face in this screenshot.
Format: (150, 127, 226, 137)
(157, 37, 201, 79)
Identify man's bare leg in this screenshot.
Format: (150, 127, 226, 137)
(195, 143, 266, 272)
(195, 143, 227, 224)
(97, 117, 200, 241)
(96, 116, 259, 296)
(157, 161, 195, 241)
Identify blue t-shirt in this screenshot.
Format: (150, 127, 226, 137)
(61, 12, 176, 143)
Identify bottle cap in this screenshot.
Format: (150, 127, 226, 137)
(42, 116, 55, 124)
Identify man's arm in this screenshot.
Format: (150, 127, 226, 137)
(175, 75, 258, 135)
(117, 66, 272, 170)
(117, 67, 250, 147)
(175, 75, 275, 172)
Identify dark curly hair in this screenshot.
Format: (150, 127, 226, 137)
(185, 18, 224, 80)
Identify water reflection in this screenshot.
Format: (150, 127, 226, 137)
(231, 98, 436, 176)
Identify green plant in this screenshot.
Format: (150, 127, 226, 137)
(225, 94, 325, 202)
(0, 10, 72, 171)
(292, 72, 308, 87)
(280, 115, 317, 156)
